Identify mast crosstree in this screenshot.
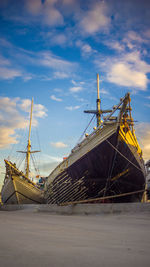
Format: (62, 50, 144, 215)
(84, 74, 112, 127)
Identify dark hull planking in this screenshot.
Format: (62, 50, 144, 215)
(45, 131, 145, 204)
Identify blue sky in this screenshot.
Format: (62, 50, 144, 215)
(0, 0, 150, 188)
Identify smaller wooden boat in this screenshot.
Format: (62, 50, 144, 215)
(1, 99, 44, 204)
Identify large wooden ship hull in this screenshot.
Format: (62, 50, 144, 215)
(1, 172, 44, 204)
(44, 123, 145, 204)
(44, 90, 146, 205)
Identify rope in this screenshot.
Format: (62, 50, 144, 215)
(3, 190, 42, 204)
(60, 189, 145, 206)
(106, 139, 143, 172)
(77, 114, 95, 143)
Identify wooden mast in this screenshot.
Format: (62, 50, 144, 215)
(84, 74, 112, 128)
(96, 73, 101, 127)
(25, 98, 33, 178)
(17, 98, 40, 179)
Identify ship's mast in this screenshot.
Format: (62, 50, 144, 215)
(17, 98, 40, 179)
(84, 74, 102, 127)
(25, 98, 33, 178)
(96, 73, 101, 127)
(84, 74, 112, 128)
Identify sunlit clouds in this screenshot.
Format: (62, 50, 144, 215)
(50, 141, 68, 148)
(0, 97, 47, 148)
(50, 95, 62, 102)
(79, 2, 110, 34)
(136, 123, 150, 161)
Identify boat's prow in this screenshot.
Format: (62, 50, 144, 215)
(1, 160, 44, 204)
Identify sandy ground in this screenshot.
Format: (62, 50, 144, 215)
(0, 210, 150, 267)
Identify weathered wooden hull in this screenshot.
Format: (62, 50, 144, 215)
(44, 123, 146, 204)
(1, 175, 44, 204)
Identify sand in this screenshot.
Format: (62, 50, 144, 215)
(0, 210, 150, 267)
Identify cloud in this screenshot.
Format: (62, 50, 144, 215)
(69, 86, 83, 93)
(25, 0, 64, 26)
(107, 62, 148, 89)
(51, 33, 67, 45)
(0, 55, 22, 80)
(96, 50, 150, 90)
(65, 105, 80, 111)
(50, 95, 62, 102)
(39, 51, 76, 71)
(37, 153, 63, 175)
(105, 41, 125, 52)
(0, 67, 22, 80)
(100, 88, 109, 95)
(50, 141, 68, 148)
(0, 97, 47, 149)
(0, 97, 27, 148)
(53, 71, 69, 79)
(19, 99, 47, 118)
(79, 2, 110, 34)
(135, 123, 150, 161)
(0, 46, 32, 81)
(0, 54, 10, 65)
(76, 40, 97, 57)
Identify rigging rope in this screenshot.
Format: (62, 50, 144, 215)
(77, 114, 95, 143)
(106, 139, 143, 173)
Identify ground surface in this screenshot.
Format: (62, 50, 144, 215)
(0, 210, 150, 267)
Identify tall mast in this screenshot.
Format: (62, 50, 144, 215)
(17, 98, 40, 179)
(96, 73, 101, 127)
(25, 98, 33, 178)
(84, 74, 102, 127)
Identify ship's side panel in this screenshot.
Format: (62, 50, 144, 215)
(1, 178, 18, 204)
(105, 139, 145, 202)
(12, 175, 44, 204)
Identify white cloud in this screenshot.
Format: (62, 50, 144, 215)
(100, 88, 109, 95)
(25, 0, 42, 15)
(135, 123, 150, 161)
(53, 71, 69, 79)
(79, 2, 110, 34)
(0, 97, 27, 148)
(69, 86, 83, 93)
(0, 97, 47, 149)
(105, 41, 125, 52)
(39, 51, 76, 71)
(76, 40, 97, 56)
(96, 50, 150, 90)
(25, 0, 64, 26)
(50, 33, 67, 45)
(65, 105, 80, 111)
(19, 99, 47, 118)
(50, 95, 62, 102)
(50, 141, 68, 148)
(43, 5, 64, 26)
(107, 62, 148, 89)
(0, 67, 22, 80)
(0, 54, 10, 66)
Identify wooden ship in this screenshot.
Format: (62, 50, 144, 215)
(44, 74, 146, 205)
(1, 99, 44, 204)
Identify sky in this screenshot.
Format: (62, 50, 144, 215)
(0, 0, 150, 188)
